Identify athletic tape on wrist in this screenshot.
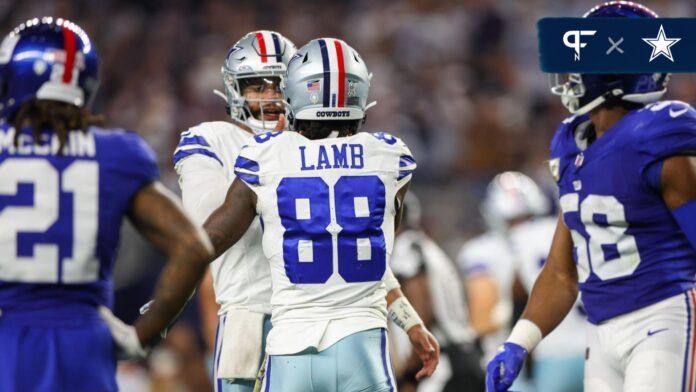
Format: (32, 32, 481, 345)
(388, 296, 423, 332)
(506, 319, 543, 352)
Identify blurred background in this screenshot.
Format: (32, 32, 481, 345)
(2, 0, 695, 391)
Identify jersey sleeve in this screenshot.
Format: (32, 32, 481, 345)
(370, 132, 417, 189)
(110, 131, 160, 202)
(638, 102, 696, 189)
(234, 143, 262, 187)
(172, 126, 224, 170)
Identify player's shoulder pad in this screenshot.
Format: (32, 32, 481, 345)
(231, 132, 288, 187)
(369, 131, 416, 176)
(550, 114, 589, 158)
(172, 122, 233, 168)
(92, 127, 159, 178)
(635, 100, 696, 160)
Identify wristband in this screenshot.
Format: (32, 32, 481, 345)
(506, 319, 543, 352)
(388, 296, 423, 332)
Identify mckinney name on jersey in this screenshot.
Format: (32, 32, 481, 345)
(551, 100, 696, 324)
(233, 131, 416, 355)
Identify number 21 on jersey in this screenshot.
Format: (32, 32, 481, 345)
(277, 175, 386, 284)
(0, 158, 100, 283)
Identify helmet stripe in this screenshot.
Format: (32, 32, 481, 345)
(333, 40, 345, 108)
(61, 27, 77, 84)
(271, 33, 282, 63)
(256, 32, 268, 63)
(324, 39, 340, 107)
(318, 39, 331, 107)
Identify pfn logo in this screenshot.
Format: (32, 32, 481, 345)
(563, 30, 596, 61)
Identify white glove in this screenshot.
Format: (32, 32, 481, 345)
(98, 306, 147, 360)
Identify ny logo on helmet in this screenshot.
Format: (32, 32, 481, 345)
(563, 30, 596, 61)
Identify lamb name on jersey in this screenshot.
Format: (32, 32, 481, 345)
(551, 100, 696, 324)
(173, 121, 271, 314)
(0, 125, 159, 325)
(233, 131, 416, 355)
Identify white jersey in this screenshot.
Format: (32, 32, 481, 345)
(508, 216, 586, 359)
(173, 121, 271, 315)
(391, 229, 475, 346)
(234, 131, 416, 355)
(456, 231, 516, 361)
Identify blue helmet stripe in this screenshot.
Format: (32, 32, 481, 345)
(318, 39, 331, 108)
(172, 148, 223, 166)
(271, 33, 282, 62)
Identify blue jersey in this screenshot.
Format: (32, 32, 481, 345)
(550, 100, 696, 324)
(0, 125, 158, 326)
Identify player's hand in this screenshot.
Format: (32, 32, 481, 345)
(486, 342, 527, 392)
(407, 324, 440, 380)
(274, 113, 286, 132)
(98, 306, 147, 360)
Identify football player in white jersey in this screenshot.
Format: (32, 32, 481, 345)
(197, 37, 439, 391)
(457, 172, 548, 367)
(390, 193, 484, 391)
(155, 35, 438, 392)
(172, 30, 297, 392)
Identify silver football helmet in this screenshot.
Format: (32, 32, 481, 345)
(221, 31, 296, 133)
(283, 38, 375, 127)
(481, 171, 549, 232)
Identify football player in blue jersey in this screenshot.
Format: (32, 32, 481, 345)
(486, 2, 696, 391)
(0, 17, 213, 392)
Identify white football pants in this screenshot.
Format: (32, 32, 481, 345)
(585, 287, 696, 392)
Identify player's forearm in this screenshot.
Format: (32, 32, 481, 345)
(520, 261, 578, 336)
(135, 237, 212, 346)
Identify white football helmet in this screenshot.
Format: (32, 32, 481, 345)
(481, 171, 549, 231)
(283, 37, 375, 127)
(221, 31, 296, 133)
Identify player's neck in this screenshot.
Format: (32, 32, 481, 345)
(588, 107, 632, 139)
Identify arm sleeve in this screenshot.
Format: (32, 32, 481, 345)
(639, 103, 696, 189)
(172, 128, 230, 225)
(176, 156, 231, 226)
(396, 138, 417, 191)
(234, 144, 262, 188)
(173, 129, 224, 169)
(115, 131, 160, 203)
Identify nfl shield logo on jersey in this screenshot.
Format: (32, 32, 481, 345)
(574, 153, 584, 167)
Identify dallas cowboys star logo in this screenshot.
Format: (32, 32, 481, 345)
(642, 25, 681, 62)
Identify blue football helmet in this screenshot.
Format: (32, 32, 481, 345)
(550, 1, 668, 115)
(0, 17, 99, 121)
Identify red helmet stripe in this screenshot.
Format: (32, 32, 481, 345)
(256, 32, 268, 63)
(61, 27, 77, 83)
(333, 40, 345, 107)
